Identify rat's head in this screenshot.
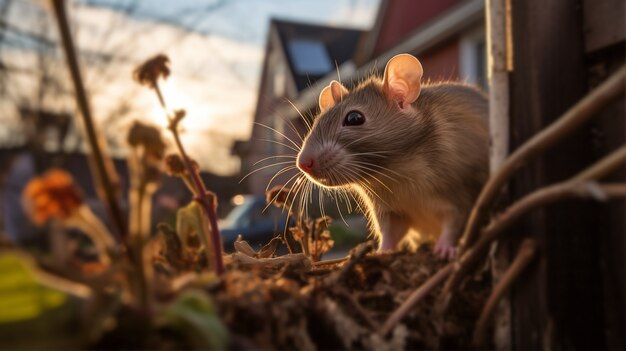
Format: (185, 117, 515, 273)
(297, 54, 424, 188)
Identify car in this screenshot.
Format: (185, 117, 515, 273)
(219, 195, 292, 252)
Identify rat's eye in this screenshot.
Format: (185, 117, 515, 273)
(343, 111, 365, 126)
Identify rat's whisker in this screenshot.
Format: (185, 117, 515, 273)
(282, 175, 306, 219)
(350, 164, 394, 194)
(349, 151, 392, 157)
(284, 98, 312, 133)
(319, 187, 331, 224)
(278, 115, 306, 143)
(255, 123, 302, 151)
(254, 155, 297, 166)
(328, 174, 349, 226)
(263, 172, 302, 214)
(239, 161, 295, 183)
(265, 165, 298, 191)
(258, 138, 300, 153)
(348, 161, 401, 183)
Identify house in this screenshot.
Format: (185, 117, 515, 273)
(245, 18, 366, 195)
(245, 0, 486, 196)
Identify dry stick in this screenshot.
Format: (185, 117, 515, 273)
(572, 145, 626, 182)
(379, 263, 453, 337)
(152, 83, 225, 275)
(438, 181, 626, 318)
(472, 238, 537, 347)
(335, 287, 379, 329)
(458, 65, 626, 252)
(323, 241, 373, 286)
(51, 0, 127, 243)
(442, 144, 626, 305)
(313, 256, 349, 267)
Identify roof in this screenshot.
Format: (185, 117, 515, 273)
(271, 19, 365, 92)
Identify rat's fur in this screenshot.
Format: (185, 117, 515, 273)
(297, 76, 489, 255)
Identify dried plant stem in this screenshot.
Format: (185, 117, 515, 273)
(313, 256, 349, 267)
(323, 241, 373, 286)
(380, 263, 453, 337)
(439, 182, 626, 316)
(473, 239, 537, 348)
(335, 287, 379, 329)
(51, 0, 127, 243)
(442, 144, 626, 305)
(66, 206, 116, 267)
(152, 83, 225, 274)
(127, 152, 156, 310)
(458, 65, 626, 251)
(572, 145, 626, 182)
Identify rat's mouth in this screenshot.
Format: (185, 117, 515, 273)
(301, 168, 348, 188)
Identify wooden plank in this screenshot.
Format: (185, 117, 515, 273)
(509, 0, 606, 349)
(583, 0, 626, 52)
(587, 46, 626, 349)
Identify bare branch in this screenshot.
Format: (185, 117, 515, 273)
(472, 239, 537, 347)
(459, 66, 626, 251)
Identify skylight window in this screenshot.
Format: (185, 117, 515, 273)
(287, 39, 333, 75)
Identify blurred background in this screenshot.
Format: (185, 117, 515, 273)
(0, 0, 488, 252)
(1, 0, 625, 349)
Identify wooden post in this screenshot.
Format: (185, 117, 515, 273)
(509, 0, 606, 349)
(486, 0, 512, 348)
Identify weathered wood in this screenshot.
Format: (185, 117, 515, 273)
(509, 0, 606, 349)
(582, 0, 626, 52)
(587, 44, 626, 349)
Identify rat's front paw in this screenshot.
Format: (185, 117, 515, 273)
(434, 237, 458, 260)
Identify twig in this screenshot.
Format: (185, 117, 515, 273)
(334, 287, 379, 329)
(572, 145, 626, 182)
(313, 256, 349, 267)
(379, 263, 453, 337)
(151, 79, 225, 275)
(231, 252, 311, 269)
(458, 66, 626, 251)
(473, 239, 537, 347)
(51, 0, 127, 243)
(438, 182, 626, 314)
(323, 241, 374, 286)
(442, 144, 626, 305)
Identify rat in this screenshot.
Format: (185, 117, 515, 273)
(295, 54, 489, 259)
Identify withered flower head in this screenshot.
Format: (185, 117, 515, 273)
(164, 154, 200, 177)
(164, 154, 186, 176)
(22, 169, 83, 225)
(133, 54, 170, 87)
(266, 185, 290, 208)
(127, 120, 166, 159)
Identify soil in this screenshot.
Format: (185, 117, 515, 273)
(211, 244, 491, 350)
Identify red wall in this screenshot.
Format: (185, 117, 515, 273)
(373, 0, 462, 56)
(418, 39, 460, 82)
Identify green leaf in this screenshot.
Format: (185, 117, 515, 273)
(177, 201, 212, 256)
(163, 289, 228, 350)
(0, 253, 68, 324)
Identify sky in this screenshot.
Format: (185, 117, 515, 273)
(0, 0, 380, 175)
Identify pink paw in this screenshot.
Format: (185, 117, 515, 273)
(434, 238, 458, 260)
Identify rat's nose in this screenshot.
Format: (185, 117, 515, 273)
(298, 158, 315, 173)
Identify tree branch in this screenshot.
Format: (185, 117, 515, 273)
(458, 66, 626, 251)
(472, 239, 537, 347)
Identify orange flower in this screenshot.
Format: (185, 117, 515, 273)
(22, 169, 83, 225)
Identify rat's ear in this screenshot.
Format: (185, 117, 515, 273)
(319, 80, 348, 113)
(383, 54, 423, 109)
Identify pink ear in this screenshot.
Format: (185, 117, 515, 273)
(330, 80, 348, 102)
(319, 85, 334, 112)
(383, 54, 423, 109)
(318, 80, 348, 112)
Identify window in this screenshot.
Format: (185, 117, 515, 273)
(460, 27, 488, 89)
(287, 39, 333, 75)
